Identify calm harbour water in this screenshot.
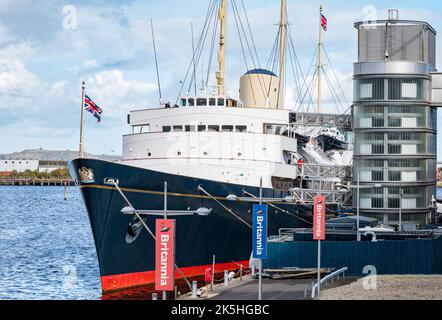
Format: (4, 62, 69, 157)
(0, 186, 101, 300)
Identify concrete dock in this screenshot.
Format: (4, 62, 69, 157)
(179, 274, 333, 300)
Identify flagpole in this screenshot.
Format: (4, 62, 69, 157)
(79, 81, 85, 158)
(317, 5, 323, 114)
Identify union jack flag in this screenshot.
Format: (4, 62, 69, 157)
(84, 95, 103, 123)
(321, 14, 327, 31)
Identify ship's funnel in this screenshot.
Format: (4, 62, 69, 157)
(239, 69, 279, 108)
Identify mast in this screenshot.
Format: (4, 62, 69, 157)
(216, 0, 227, 96)
(278, 0, 287, 109)
(317, 5, 323, 113)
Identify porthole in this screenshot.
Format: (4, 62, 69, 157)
(237, 152, 242, 156)
(148, 152, 152, 157)
(203, 151, 208, 156)
(177, 151, 181, 156)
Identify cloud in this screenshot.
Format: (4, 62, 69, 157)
(85, 69, 158, 118)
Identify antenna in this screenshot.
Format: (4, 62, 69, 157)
(191, 22, 198, 96)
(150, 19, 162, 106)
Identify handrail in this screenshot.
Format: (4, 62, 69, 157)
(311, 267, 348, 299)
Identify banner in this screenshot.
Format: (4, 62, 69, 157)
(252, 204, 268, 259)
(155, 219, 175, 291)
(313, 196, 326, 240)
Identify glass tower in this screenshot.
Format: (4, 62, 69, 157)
(353, 15, 438, 226)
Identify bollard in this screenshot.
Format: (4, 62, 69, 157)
(192, 281, 198, 298)
(64, 183, 68, 200)
(152, 293, 158, 300)
(163, 291, 167, 300)
(224, 270, 229, 286)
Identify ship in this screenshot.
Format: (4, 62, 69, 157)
(69, 0, 352, 293)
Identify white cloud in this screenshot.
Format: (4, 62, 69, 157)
(85, 69, 158, 118)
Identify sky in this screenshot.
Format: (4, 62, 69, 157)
(0, 0, 441, 158)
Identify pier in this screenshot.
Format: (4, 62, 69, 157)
(0, 178, 74, 186)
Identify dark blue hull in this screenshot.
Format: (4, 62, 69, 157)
(69, 158, 311, 291)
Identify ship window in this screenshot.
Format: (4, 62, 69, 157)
(209, 98, 216, 106)
(197, 98, 207, 106)
(235, 125, 247, 133)
(185, 125, 196, 132)
(188, 98, 195, 106)
(218, 98, 225, 106)
(180, 99, 187, 107)
(222, 125, 233, 132)
(208, 125, 220, 132)
(162, 126, 171, 132)
(198, 125, 206, 132)
(173, 125, 183, 132)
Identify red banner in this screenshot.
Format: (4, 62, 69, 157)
(155, 219, 175, 291)
(313, 196, 325, 240)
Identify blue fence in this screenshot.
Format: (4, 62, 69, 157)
(263, 237, 442, 276)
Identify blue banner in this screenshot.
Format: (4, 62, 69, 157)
(252, 204, 268, 259)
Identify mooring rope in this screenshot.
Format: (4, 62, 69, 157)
(197, 185, 252, 229)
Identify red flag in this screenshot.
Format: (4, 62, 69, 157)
(321, 14, 327, 31)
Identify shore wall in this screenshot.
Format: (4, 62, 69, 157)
(264, 237, 442, 276)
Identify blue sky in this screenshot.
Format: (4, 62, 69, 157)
(0, 0, 441, 158)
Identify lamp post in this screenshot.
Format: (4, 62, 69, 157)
(398, 183, 403, 232)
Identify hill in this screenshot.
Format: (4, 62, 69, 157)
(0, 148, 121, 162)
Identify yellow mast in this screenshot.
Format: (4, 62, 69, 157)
(216, 0, 227, 96)
(317, 5, 324, 113)
(278, 0, 287, 109)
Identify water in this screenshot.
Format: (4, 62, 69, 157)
(0, 186, 101, 300)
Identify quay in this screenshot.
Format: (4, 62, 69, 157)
(0, 178, 74, 186)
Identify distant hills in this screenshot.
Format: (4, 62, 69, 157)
(0, 149, 121, 162)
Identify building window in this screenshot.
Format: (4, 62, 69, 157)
(181, 99, 187, 107)
(218, 98, 225, 106)
(372, 171, 383, 181)
(209, 98, 216, 106)
(188, 98, 195, 106)
(372, 144, 384, 154)
(162, 126, 171, 132)
(372, 198, 384, 208)
(198, 125, 206, 132)
(388, 144, 401, 154)
(235, 125, 247, 133)
(388, 117, 401, 127)
(388, 171, 401, 181)
(173, 125, 183, 132)
(388, 198, 400, 208)
(222, 125, 233, 132)
(185, 125, 196, 132)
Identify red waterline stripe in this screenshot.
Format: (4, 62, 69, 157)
(101, 260, 250, 292)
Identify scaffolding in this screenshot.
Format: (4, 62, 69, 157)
(289, 112, 352, 131)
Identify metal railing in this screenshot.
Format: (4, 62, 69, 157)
(309, 267, 348, 299)
(291, 113, 352, 131)
(297, 164, 352, 181)
(290, 188, 352, 205)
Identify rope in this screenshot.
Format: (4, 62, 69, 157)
(197, 185, 252, 229)
(242, 189, 313, 226)
(111, 181, 193, 291)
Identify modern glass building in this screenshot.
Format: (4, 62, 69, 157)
(353, 12, 439, 226)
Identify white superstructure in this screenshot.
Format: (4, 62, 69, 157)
(123, 97, 299, 188)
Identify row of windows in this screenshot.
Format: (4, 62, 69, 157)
(162, 125, 247, 133)
(354, 78, 429, 101)
(357, 159, 424, 168)
(181, 98, 227, 107)
(3, 161, 32, 164)
(357, 132, 425, 141)
(359, 186, 425, 196)
(363, 171, 422, 182)
(356, 105, 426, 115)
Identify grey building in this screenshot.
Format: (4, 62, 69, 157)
(352, 10, 440, 226)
